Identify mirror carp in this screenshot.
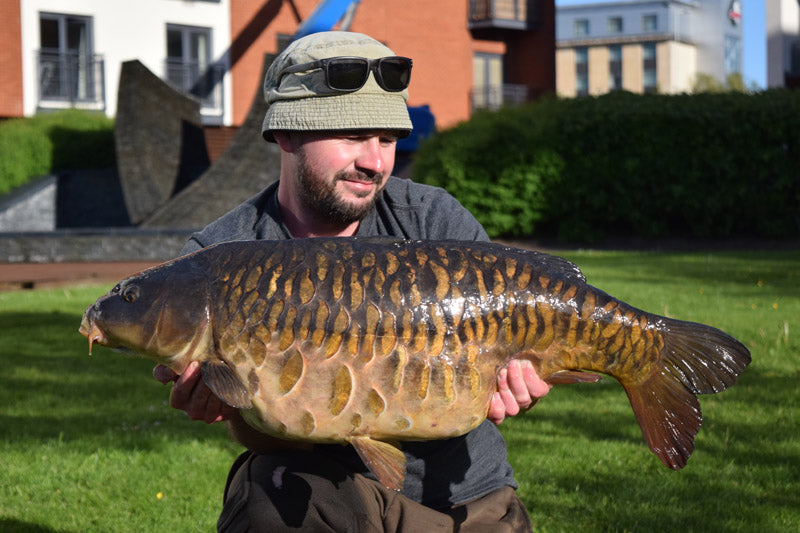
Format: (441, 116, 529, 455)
(79, 238, 750, 490)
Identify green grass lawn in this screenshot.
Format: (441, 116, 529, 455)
(1, 250, 798, 532)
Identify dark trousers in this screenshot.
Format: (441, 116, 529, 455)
(217, 451, 533, 532)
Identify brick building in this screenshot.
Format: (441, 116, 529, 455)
(0, 0, 555, 131)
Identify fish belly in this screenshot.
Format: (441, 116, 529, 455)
(232, 341, 499, 443)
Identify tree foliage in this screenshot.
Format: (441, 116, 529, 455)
(413, 90, 800, 242)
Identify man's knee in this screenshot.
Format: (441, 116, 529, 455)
(217, 451, 374, 532)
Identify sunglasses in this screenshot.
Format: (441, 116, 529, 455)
(280, 56, 413, 93)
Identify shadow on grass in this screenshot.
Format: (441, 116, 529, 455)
(0, 519, 65, 533)
(1, 310, 233, 449)
(502, 363, 799, 531)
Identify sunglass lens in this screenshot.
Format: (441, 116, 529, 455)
(379, 59, 411, 91)
(327, 59, 369, 91)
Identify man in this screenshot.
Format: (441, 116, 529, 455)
(154, 31, 550, 531)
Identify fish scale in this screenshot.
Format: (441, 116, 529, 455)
(210, 243, 525, 443)
(80, 237, 750, 490)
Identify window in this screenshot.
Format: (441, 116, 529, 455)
(574, 19, 590, 37)
(724, 35, 742, 75)
(609, 45, 622, 91)
(791, 41, 800, 76)
(643, 43, 657, 93)
(38, 13, 103, 106)
(473, 53, 503, 110)
(575, 47, 588, 96)
(607, 16, 623, 34)
(643, 14, 657, 32)
(166, 24, 222, 115)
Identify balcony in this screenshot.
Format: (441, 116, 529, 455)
(471, 84, 528, 111)
(164, 60, 225, 124)
(37, 51, 105, 111)
(468, 0, 535, 31)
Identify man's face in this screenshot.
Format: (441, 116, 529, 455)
(292, 131, 397, 224)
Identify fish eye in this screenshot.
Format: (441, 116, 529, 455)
(122, 285, 139, 303)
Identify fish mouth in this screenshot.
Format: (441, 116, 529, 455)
(79, 314, 108, 355)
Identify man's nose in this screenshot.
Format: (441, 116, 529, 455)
(354, 137, 386, 175)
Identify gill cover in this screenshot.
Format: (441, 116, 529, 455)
(85, 255, 212, 369)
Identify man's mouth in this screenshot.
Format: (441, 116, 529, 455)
(337, 173, 382, 196)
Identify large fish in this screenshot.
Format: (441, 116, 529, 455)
(79, 238, 749, 489)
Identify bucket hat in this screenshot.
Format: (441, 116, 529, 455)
(262, 31, 413, 142)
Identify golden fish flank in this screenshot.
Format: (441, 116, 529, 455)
(79, 238, 750, 491)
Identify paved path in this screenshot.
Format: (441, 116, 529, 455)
(0, 261, 160, 290)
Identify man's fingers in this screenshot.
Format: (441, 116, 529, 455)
(496, 368, 521, 417)
(203, 394, 226, 424)
(505, 360, 533, 409)
(169, 361, 202, 411)
(521, 359, 552, 398)
(156, 361, 232, 424)
(488, 392, 506, 425)
(153, 364, 178, 385)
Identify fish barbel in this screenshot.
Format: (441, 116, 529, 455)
(79, 238, 750, 489)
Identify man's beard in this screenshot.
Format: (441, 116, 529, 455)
(295, 156, 385, 225)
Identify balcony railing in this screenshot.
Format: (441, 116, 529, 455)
(469, 0, 534, 31)
(37, 50, 105, 110)
(471, 84, 528, 111)
(164, 60, 224, 122)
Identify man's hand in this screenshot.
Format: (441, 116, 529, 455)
(153, 362, 237, 424)
(488, 359, 551, 425)
(154, 363, 310, 452)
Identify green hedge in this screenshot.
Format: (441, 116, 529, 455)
(413, 90, 800, 242)
(0, 109, 115, 196)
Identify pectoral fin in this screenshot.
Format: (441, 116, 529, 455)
(201, 360, 252, 409)
(348, 436, 406, 491)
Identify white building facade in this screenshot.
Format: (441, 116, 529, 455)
(556, 0, 744, 96)
(18, 0, 233, 124)
(766, 0, 800, 88)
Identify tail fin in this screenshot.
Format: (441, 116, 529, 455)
(623, 318, 750, 469)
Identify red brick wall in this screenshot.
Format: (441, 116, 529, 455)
(504, 0, 556, 99)
(229, 0, 554, 129)
(0, 0, 24, 117)
(203, 126, 240, 164)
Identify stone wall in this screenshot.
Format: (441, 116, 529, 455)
(0, 228, 190, 263)
(0, 176, 57, 232)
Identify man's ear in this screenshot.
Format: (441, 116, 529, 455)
(272, 131, 296, 152)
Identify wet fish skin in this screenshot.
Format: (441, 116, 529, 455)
(79, 238, 750, 489)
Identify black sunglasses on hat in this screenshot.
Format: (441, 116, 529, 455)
(281, 56, 413, 93)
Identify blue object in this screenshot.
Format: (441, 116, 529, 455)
(294, 0, 361, 41)
(396, 105, 436, 152)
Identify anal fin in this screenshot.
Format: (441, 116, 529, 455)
(201, 359, 252, 409)
(546, 370, 603, 385)
(624, 370, 701, 470)
(348, 436, 406, 491)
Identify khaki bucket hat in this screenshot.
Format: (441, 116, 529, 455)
(262, 31, 413, 142)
